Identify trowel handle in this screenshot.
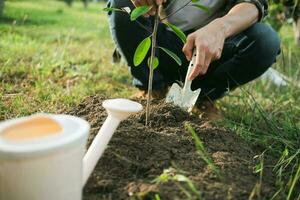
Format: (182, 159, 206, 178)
(183, 51, 197, 92)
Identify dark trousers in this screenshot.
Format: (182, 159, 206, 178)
(108, 0, 281, 101)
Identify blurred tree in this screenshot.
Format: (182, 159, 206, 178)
(82, 0, 88, 8)
(268, 0, 300, 45)
(64, 0, 73, 7)
(0, 0, 4, 18)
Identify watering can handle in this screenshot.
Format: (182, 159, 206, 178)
(183, 51, 197, 92)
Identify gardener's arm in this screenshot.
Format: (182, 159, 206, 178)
(183, 3, 261, 80)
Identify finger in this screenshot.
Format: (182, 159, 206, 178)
(189, 47, 205, 81)
(142, 0, 152, 17)
(156, 0, 163, 5)
(182, 34, 195, 61)
(149, 6, 156, 15)
(148, 0, 159, 15)
(199, 55, 211, 75)
(137, 0, 148, 6)
(214, 47, 222, 60)
(146, 0, 154, 5)
(142, 0, 155, 16)
(141, 0, 148, 5)
(133, 0, 141, 7)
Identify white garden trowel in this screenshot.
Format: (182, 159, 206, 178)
(166, 51, 201, 111)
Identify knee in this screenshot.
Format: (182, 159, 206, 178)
(109, 0, 132, 8)
(245, 23, 281, 66)
(108, 0, 133, 26)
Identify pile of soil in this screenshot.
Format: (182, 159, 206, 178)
(68, 96, 276, 200)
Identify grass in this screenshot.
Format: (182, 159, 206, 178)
(217, 24, 300, 198)
(185, 123, 221, 179)
(152, 167, 202, 199)
(249, 152, 265, 200)
(0, 0, 299, 199)
(0, 0, 136, 120)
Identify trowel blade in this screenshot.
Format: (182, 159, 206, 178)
(166, 83, 201, 111)
(166, 83, 182, 104)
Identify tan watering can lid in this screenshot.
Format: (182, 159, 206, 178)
(0, 114, 90, 159)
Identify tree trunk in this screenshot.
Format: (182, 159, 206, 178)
(0, 0, 4, 18)
(65, 0, 73, 7)
(82, 0, 88, 8)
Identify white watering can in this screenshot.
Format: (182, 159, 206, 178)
(0, 98, 143, 200)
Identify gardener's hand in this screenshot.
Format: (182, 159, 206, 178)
(131, 0, 167, 17)
(182, 19, 226, 81)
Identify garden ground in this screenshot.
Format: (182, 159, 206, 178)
(0, 0, 299, 199)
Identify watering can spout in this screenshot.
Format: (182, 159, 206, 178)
(82, 99, 142, 187)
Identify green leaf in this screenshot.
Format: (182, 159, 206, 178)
(192, 4, 211, 12)
(102, 7, 123, 12)
(133, 37, 151, 66)
(165, 22, 186, 43)
(130, 6, 151, 21)
(254, 163, 263, 173)
(147, 56, 159, 70)
(155, 194, 161, 200)
(174, 174, 189, 182)
(159, 47, 182, 66)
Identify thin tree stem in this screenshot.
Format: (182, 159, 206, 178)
(145, 9, 160, 126)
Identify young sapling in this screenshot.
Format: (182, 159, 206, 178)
(104, 1, 209, 125)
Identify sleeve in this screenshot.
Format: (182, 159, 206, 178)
(235, 0, 269, 21)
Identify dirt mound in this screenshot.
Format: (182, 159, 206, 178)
(68, 96, 276, 200)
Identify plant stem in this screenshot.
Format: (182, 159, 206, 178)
(145, 9, 160, 126)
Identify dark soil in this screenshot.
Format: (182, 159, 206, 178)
(68, 96, 277, 200)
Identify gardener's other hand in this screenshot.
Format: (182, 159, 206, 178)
(182, 20, 226, 81)
(131, 0, 167, 17)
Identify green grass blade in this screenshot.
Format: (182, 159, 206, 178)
(287, 164, 300, 200)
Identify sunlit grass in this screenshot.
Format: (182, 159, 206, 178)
(0, 0, 136, 120)
(218, 36, 300, 198)
(152, 167, 202, 199)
